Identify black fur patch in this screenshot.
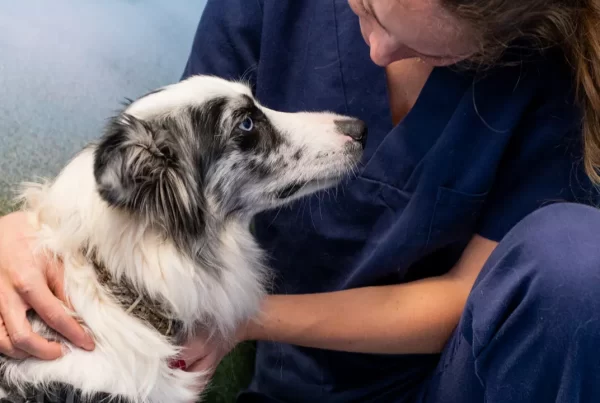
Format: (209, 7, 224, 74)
(0, 381, 131, 402)
(0, 364, 131, 402)
(189, 97, 227, 135)
(236, 130, 260, 152)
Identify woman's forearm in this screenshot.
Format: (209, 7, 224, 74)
(241, 236, 496, 355)
(241, 274, 473, 354)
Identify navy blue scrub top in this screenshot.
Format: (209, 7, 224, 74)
(183, 0, 597, 401)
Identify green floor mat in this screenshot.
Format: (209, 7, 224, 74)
(202, 342, 256, 402)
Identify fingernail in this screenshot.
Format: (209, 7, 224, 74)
(169, 359, 187, 370)
(81, 337, 95, 351)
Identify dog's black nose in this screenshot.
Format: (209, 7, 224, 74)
(335, 119, 368, 148)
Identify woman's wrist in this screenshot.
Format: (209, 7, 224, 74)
(236, 296, 273, 343)
(235, 319, 259, 343)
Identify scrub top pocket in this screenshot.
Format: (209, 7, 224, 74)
(424, 186, 488, 252)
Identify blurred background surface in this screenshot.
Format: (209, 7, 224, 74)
(0, 0, 205, 198)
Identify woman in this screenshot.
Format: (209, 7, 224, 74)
(1, 0, 600, 401)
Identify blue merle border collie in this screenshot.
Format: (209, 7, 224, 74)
(0, 76, 366, 402)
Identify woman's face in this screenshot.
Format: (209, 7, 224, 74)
(348, 0, 478, 66)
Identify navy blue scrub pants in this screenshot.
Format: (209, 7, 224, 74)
(241, 203, 600, 403)
(418, 202, 600, 403)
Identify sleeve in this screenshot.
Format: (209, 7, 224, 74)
(476, 102, 600, 242)
(181, 0, 263, 82)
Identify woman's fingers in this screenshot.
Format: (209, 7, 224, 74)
(0, 287, 63, 360)
(45, 256, 70, 307)
(186, 354, 218, 374)
(19, 274, 94, 351)
(179, 336, 212, 366)
(0, 315, 29, 359)
(0, 212, 94, 358)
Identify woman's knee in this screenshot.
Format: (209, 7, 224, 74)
(464, 203, 600, 350)
(505, 202, 600, 295)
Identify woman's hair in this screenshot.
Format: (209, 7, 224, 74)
(441, 0, 600, 183)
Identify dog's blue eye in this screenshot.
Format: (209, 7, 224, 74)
(239, 117, 254, 132)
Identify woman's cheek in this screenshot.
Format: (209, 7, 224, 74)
(358, 17, 372, 46)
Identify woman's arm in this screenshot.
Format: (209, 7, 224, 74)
(240, 235, 497, 354)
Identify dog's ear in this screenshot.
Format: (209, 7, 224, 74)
(94, 114, 205, 238)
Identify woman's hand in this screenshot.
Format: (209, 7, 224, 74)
(175, 330, 240, 375)
(0, 212, 95, 360)
(172, 333, 238, 403)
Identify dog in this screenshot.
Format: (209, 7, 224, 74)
(0, 75, 366, 402)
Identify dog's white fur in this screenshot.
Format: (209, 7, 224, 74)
(0, 76, 364, 402)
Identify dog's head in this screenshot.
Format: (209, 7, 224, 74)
(94, 75, 366, 239)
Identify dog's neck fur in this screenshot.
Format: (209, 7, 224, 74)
(83, 208, 263, 343)
(85, 207, 266, 341)
(86, 248, 184, 340)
